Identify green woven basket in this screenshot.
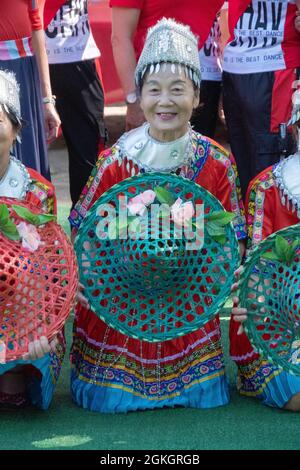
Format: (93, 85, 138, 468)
(75, 173, 240, 342)
(239, 224, 300, 376)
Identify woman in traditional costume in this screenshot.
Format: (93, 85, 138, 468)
(70, 18, 246, 413)
(230, 90, 300, 411)
(0, 70, 65, 409)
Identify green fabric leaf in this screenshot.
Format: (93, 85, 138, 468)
(266, 236, 300, 265)
(0, 204, 20, 240)
(212, 234, 227, 245)
(286, 238, 300, 265)
(206, 221, 226, 237)
(36, 213, 56, 225)
(0, 204, 9, 223)
(275, 235, 289, 260)
(12, 205, 39, 225)
(261, 251, 280, 262)
(13, 205, 56, 225)
(154, 186, 176, 206)
(206, 211, 235, 226)
(0, 219, 21, 241)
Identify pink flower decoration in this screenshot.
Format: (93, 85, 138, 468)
(171, 198, 195, 227)
(127, 190, 156, 216)
(16, 222, 44, 252)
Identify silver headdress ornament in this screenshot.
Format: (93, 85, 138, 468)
(0, 70, 21, 125)
(288, 88, 300, 126)
(135, 18, 201, 89)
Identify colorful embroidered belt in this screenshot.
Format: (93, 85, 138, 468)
(0, 37, 33, 60)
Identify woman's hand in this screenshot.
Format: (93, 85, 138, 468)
(126, 101, 145, 131)
(231, 266, 248, 335)
(238, 240, 246, 259)
(44, 103, 61, 142)
(22, 335, 59, 361)
(76, 282, 90, 309)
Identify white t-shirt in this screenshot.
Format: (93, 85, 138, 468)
(223, 0, 298, 74)
(45, 0, 100, 64)
(199, 17, 222, 81)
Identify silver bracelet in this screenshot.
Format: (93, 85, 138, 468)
(42, 95, 56, 106)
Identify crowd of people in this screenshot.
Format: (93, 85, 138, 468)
(0, 0, 299, 415)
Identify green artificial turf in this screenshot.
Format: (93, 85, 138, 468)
(1, 204, 299, 450)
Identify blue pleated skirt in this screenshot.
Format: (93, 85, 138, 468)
(238, 360, 300, 409)
(0, 340, 65, 410)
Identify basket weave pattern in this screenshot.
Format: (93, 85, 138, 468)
(239, 224, 300, 375)
(75, 174, 240, 342)
(0, 198, 78, 361)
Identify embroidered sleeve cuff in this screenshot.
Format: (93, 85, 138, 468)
(68, 208, 83, 230)
(234, 223, 247, 240)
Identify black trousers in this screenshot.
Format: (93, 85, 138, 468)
(50, 59, 105, 207)
(190, 80, 222, 138)
(223, 70, 295, 200)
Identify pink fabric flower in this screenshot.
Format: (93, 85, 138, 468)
(171, 198, 195, 227)
(127, 190, 156, 216)
(16, 222, 43, 252)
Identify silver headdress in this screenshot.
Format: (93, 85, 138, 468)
(288, 88, 300, 126)
(0, 70, 21, 124)
(135, 18, 201, 89)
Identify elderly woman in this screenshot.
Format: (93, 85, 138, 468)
(69, 18, 246, 413)
(0, 70, 64, 410)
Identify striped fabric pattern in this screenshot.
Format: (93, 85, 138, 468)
(0, 37, 33, 60)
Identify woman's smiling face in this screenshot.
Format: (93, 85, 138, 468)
(140, 64, 199, 142)
(0, 105, 16, 162)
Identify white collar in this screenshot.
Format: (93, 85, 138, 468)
(0, 156, 31, 199)
(273, 151, 300, 218)
(117, 123, 194, 174)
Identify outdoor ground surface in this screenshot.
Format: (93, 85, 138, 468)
(1, 108, 300, 451)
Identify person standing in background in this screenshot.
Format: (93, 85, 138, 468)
(0, 0, 60, 180)
(44, 0, 106, 208)
(222, 0, 300, 199)
(110, 0, 224, 131)
(190, 15, 222, 138)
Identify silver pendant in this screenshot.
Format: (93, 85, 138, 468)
(134, 142, 144, 150)
(170, 150, 179, 159)
(9, 178, 19, 188)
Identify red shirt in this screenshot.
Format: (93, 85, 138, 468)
(109, 0, 224, 57)
(225, 0, 300, 72)
(0, 0, 44, 41)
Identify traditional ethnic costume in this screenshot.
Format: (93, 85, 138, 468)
(0, 71, 65, 409)
(230, 142, 300, 408)
(69, 18, 246, 413)
(0, 157, 66, 409)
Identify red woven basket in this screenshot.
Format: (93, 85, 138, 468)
(0, 198, 78, 361)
